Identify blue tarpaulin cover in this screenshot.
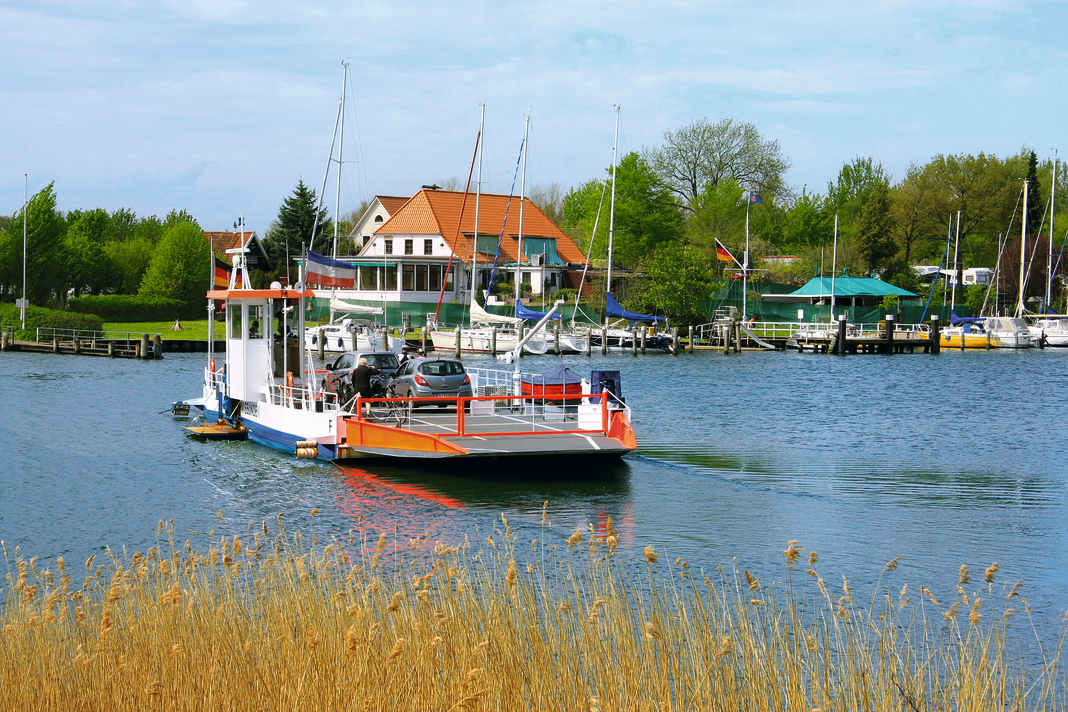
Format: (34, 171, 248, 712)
(950, 310, 984, 325)
(515, 301, 562, 320)
(519, 365, 583, 385)
(605, 292, 666, 323)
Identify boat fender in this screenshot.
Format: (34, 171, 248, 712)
(210, 358, 216, 373)
(286, 371, 294, 389)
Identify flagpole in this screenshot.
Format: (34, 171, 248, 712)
(743, 192, 750, 319)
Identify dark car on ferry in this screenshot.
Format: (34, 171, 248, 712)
(391, 357, 472, 406)
(322, 351, 400, 398)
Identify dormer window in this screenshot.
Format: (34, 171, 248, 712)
(374, 215, 384, 223)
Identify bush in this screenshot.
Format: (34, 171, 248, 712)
(551, 288, 578, 303)
(0, 302, 103, 340)
(68, 294, 200, 321)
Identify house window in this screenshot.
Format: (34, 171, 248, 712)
(384, 239, 392, 255)
(404, 239, 413, 255)
(415, 264, 429, 291)
(429, 265, 442, 292)
(374, 215, 383, 223)
(424, 239, 433, 255)
(402, 264, 415, 291)
(383, 266, 398, 290)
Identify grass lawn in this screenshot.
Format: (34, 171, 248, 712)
(102, 320, 215, 340)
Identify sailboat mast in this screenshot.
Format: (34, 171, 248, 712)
(1048, 152, 1057, 312)
(514, 114, 529, 305)
(830, 214, 838, 316)
(950, 210, 960, 310)
(1018, 180, 1028, 317)
(333, 60, 348, 261)
(606, 105, 620, 296)
(472, 104, 485, 316)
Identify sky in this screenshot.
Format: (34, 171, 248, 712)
(2, 0, 1066, 234)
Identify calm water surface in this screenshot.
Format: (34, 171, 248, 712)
(1, 348, 1066, 640)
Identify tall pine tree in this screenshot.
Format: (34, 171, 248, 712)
(1025, 150, 1043, 237)
(263, 180, 332, 282)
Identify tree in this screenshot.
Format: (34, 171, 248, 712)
(889, 163, 945, 265)
(109, 208, 138, 242)
(781, 191, 832, 250)
(826, 157, 891, 232)
(561, 154, 682, 270)
(134, 215, 164, 243)
(629, 244, 717, 325)
(139, 221, 210, 305)
(684, 179, 747, 261)
(855, 180, 896, 273)
(2, 182, 66, 304)
(105, 238, 155, 293)
(262, 180, 332, 276)
(529, 183, 565, 226)
(646, 118, 789, 211)
(64, 208, 113, 295)
(163, 209, 199, 231)
(1025, 150, 1043, 236)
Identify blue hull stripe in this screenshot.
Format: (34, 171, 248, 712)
(245, 418, 333, 460)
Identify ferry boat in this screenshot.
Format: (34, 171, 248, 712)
(178, 253, 637, 462)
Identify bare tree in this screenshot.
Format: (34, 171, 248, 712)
(528, 183, 565, 225)
(646, 118, 789, 211)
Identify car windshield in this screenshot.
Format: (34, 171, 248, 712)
(365, 354, 399, 369)
(419, 360, 464, 376)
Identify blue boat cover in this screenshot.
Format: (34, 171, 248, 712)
(950, 310, 984, 325)
(519, 365, 583, 385)
(515, 301, 561, 320)
(605, 292, 666, 324)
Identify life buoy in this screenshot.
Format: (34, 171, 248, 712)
(209, 358, 216, 373)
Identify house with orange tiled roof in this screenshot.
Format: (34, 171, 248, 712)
(318, 188, 587, 326)
(203, 230, 271, 271)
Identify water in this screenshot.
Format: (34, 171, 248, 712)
(1, 348, 1066, 641)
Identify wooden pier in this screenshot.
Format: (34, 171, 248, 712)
(0, 327, 164, 359)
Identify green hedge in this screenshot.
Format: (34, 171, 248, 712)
(68, 294, 201, 321)
(0, 302, 103, 340)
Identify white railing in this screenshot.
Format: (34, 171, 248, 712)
(695, 320, 934, 345)
(35, 327, 159, 344)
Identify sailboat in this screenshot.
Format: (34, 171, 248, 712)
(428, 108, 548, 355)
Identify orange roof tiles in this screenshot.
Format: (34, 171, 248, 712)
(377, 195, 409, 215)
(375, 189, 586, 264)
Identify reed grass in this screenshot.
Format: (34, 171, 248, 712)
(1, 516, 1064, 711)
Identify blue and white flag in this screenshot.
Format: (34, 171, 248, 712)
(749, 191, 763, 204)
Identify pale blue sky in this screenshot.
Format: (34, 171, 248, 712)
(2, 0, 1064, 233)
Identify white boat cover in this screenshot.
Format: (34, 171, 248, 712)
(470, 300, 521, 325)
(331, 296, 384, 316)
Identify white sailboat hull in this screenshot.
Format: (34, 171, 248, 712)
(429, 328, 548, 355)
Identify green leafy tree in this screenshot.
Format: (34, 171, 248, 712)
(856, 180, 896, 273)
(826, 157, 890, 234)
(138, 221, 210, 305)
(64, 208, 113, 295)
(646, 118, 789, 210)
(782, 191, 832, 250)
(134, 215, 164, 243)
(163, 209, 199, 231)
(105, 238, 155, 293)
(684, 179, 747, 261)
(108, 207, 138, 242)
(629, 244, 717, 325)
(3, 182, 67, 304)
(561, 154, 682, 270)
(889, 162, 946, 265)
(262, 180, 332, 279)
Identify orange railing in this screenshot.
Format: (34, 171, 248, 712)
(351, 391, 621, 438)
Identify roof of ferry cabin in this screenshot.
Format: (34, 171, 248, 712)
(373, 189, 586, 264)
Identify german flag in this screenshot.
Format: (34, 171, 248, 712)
(213, 255, 231, 289)
(716, 246, 733, 262)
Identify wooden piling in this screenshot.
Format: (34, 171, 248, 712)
(52, 337, 58, 353)
(672, 326, 679, 355)
(108, 342, 114, 357)
(836, 315, 847, 355)
(688, 324, 694, 353)
(153, 334, 163, 359)
(140, 334, 150, 359)
(640, 329, 646, 354)
(454, 327, 462, 359)
(554, 324, 560, 355)
(722, 324, 730, 354)
(929, 315, 940, 354)
(885, 315, 895, 354)
(490, 327, 497, 356)
(601, 324, 607, 355)
(317, 328, 325, 361)
(734, 322, 741, 353)
(631, 331, 638, 356)
(73, 338, 80, 355)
